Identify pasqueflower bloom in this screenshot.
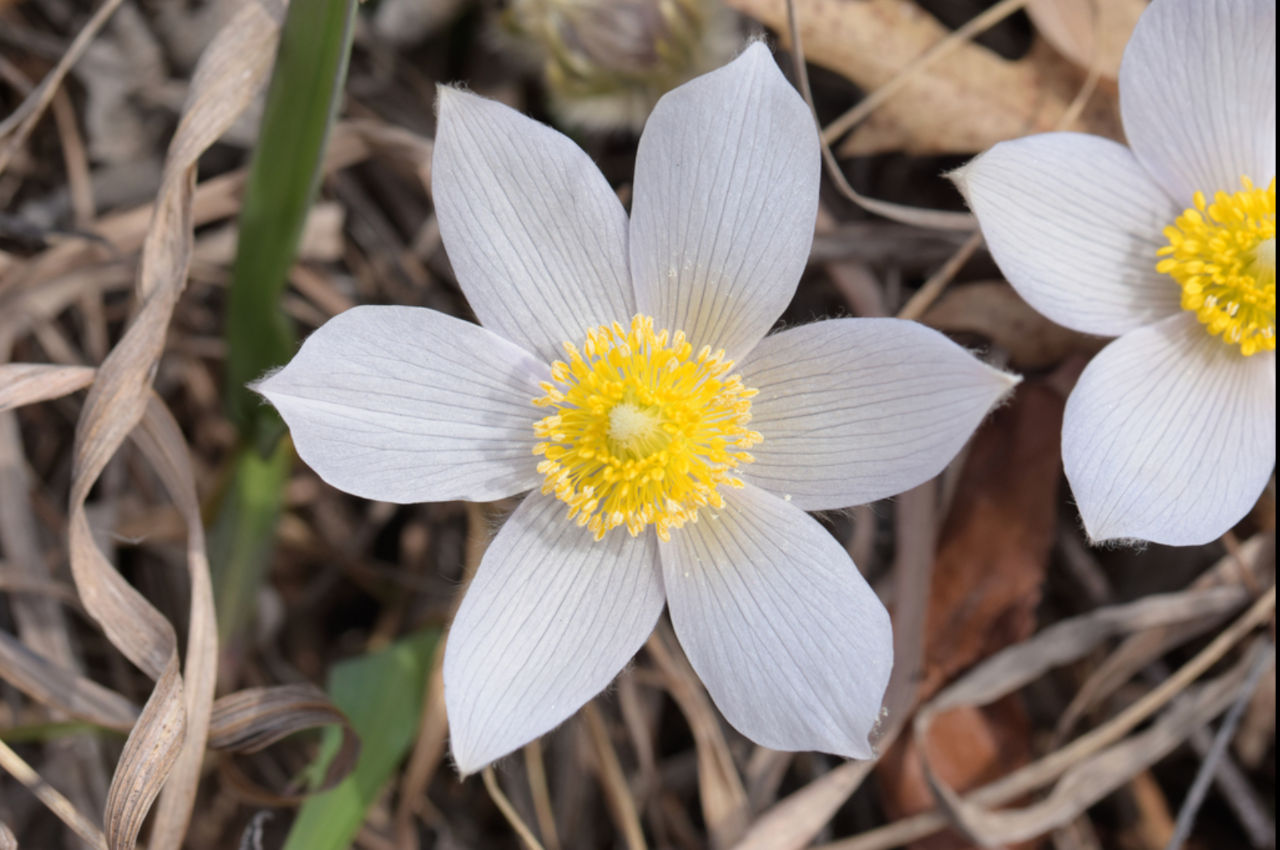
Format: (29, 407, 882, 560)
(258, 44, 1015, 773)
(957, 0, 1276, 546)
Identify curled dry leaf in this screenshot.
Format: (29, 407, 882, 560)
(729, 0, 1121, 155)
(208, 684, 361, 805)
(1027, 0, 1146, 81)
(56, 3, 283, 843)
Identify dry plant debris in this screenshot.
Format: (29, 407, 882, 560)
(1, 1, 1274, 849)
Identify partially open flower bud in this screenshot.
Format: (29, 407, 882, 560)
(503, 0, 741, 132)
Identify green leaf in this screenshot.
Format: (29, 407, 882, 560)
(283, 630, 440, 850)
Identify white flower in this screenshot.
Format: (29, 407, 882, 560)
(956, 0, 1276, 547)
(257, 44, 1015, 773)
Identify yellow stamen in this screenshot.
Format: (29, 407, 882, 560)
(532, 314, 761, 541)
(1157, 176, 1276, 355)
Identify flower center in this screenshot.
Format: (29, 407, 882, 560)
(1157, 176, 1276, 355)
(532, 314, 761, 541)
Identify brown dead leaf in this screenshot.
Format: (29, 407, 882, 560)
(878, 699, 1033, 850)
(875, 383, 1062, 849)
(921, 381, 1064, 695)
(921, 281, 1104, 370)
(728, 0, 1121, 155)
(1028, 0, 1146, 81)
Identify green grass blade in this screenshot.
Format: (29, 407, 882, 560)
(283, 630, 441, 850)
(207, 438, 293, 643)
(224, 0, 357, 437)
(212, 0, 357, 642)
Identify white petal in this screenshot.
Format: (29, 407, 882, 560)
(1064, 313, 1276, 546)
(629, 43, 820, 360)
(433, 87, 633, 363)
(661, 484, 892, 759)
(1120, 0, 1276, 205)
(957, 133, 1182, 337)
(444, 493, 664, 774)
(740, 319, 1017, 510)
(256, 306, 545, 503)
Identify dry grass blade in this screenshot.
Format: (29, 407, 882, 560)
(1164, 642, 1276, 850)
(523, 740, 561, 850)
(926, 638, 1272, 846)
(0, 821, 15, 850)
(483, 766, 547, 850)
(732, 761, 876, 850)
(825, 586, 1275, 850)
(0, 0, 128, 173)
(208, 683, 361, 801)
(0, 629, 139, 731)
(132, 395, 219, 849)
(51, 4, 280, 847)
(1056, 533, 1274, 741)
(0, 740, 108, 849)
(583, 701, 647, 850)
(0, 364, 97, 410)
(647, 622, 751, 848)
(913, 586, 1277, 846)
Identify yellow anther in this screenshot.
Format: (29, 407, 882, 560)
(532, 314, 761, 539)
(1158, 177, 1276, 355)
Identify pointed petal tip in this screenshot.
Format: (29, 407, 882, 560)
(447, 738, 487, 779)
(945, 158, 976, 196)
(993, 365, 1023, 393)
(246, 366, 283, 399)
(434, 83, 468, 118)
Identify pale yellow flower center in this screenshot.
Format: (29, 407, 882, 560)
(1157, 177, 1276, 355)
(532, 314, 761, 541)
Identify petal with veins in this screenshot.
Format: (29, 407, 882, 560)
(630, 42, 820, 361)
(957, 132, 1182, 337)
(1064, 313, 1276, 546)
(662, 483, 892, 760)
(741, 318, 1017, 510)
(1120, 0, 1275, 206)
(433, 87, 634, 362)
(444, 493, 665, 774)
(256, 306, 545, 503)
